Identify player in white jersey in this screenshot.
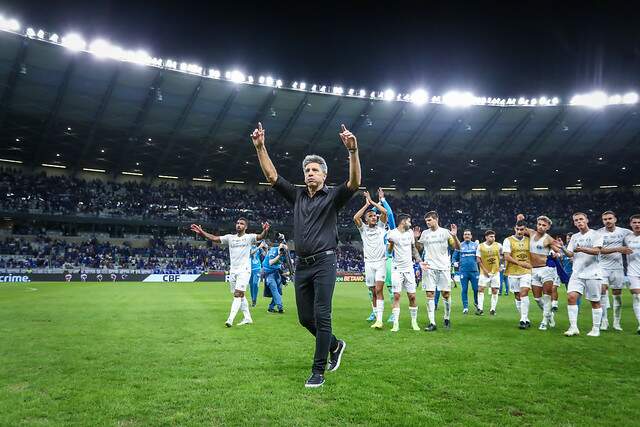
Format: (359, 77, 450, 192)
(353, 190, 388, 329)
(416, 211, 460, 331)
(191, 218, 270, 327)
(556, 212, 604, 337)
(386, 213, 427, 332)
(623, 214, 640, 334)
(598, 211, 632, 331)
(517, 214, 562, 331)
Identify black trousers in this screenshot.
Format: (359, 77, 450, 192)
(294, 253, 339, 374)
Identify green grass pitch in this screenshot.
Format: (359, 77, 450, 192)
(2, 281, 640, 426)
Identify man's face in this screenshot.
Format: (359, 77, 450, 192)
(631, 218, 640, 233)
(485, 234, 495, 244)
(602, 214, 616, 229)
(573, 215, 588, 231)
(536, 220, 550, 234)
(402, 217, 412, 229)
(463, 231, 472, 241)
(304, 162, 327, 189)
(236, 219, 247, 233)
(365, 211, 378, 226)
(425, 216, 438, 229)
(515, 225, 526, 237)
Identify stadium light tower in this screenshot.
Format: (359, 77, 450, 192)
(62, 33, 87, 51)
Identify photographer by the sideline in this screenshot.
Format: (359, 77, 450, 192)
(262, 239, 289, 313)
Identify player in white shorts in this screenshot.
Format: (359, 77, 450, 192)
(503, 220, 533, 329)
(386, 213, 427, 332)
(191, 218, 270, 327)
(354, 190, 388, 329)
(598, 211, 632, 331)
(476, 230, 503, 315)
(557, 212, 604, 337)
(416, 211, 460, 331)
(623, 214, 640, 334)
(517, 214, 562, 331)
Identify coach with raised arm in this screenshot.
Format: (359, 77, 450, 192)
(251, 122, 361, 388)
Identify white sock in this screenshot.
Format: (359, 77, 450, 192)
(490, 293, 498, 311)
(409, 306, 418, 322)
(515, 299, 521, 313)
(427, 299, 436, 325)
(392, 307, 400, 326)
(633, 294, 640, 326)
(240, 297, 252, 320)
(478, 291, 485, 311)
(443, 296, 451, 320)
(592, 307, 603, 330)
(534, 297, 543, 311)
(600, 292, 609, 322)
(228, 297, 242, 323)
(552, 300, 559, 309)
(567, 304, 578, 329)
(613, 295, 622, 324)
(542, 294, 551, 323)
(376, 299, 384, 322)
(520, 297, 530, 322)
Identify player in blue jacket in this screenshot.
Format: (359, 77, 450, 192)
(452, 230, 480, 314)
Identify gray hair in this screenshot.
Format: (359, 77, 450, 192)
(302, 154, 328, 175)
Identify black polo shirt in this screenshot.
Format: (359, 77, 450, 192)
(272, 175, 356, 257)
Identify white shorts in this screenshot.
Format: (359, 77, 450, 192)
(365, 260, 387, 287)
(629, 276, 640, 291)
(508, 274, 532, 293)
(391, 270, 417, 293)
(422, 269, 452, 292)
(567, 276, 602, 302)
(602, 269, 625, 290)
(532, 266, 555, 287)
(479, 273, 500, 289)
(228, 271, 251, 292)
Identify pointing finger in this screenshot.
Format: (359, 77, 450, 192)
(258, 122, 263, 131)
(341, 124, 347, 132)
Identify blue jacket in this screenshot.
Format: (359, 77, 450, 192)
(453, 241, 479, 273)
(250, 246, 263, 271)
(262, 247, 282, 274)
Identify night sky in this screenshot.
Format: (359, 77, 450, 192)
(2, 0, 639, 98)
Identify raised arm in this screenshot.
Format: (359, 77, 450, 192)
(379, 188, 395, 229)
(366, 191, 388, 224)
(251, 122, 278, 184)
(449, 224, 461, 250)
(339, 124, 361, 191)
(190, 224, 221, 244)
(256, 222, 271, 241)
(353, 198, 370, 228)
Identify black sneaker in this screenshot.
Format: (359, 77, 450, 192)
(475, 309, 483, 316)
(526, 321, 531, 329)
(225, 321, 232, 328)
(444, 319, 451, 329)
(519, 321, 527, 330)
(278, 308, 284, 314)
(489, 309, 496, 316)
(425, 323, 437, 332)
(551, 306, 558, 313)
(304, 373, 325, 388)
(328, 340, 346, 372)
(267, 308, 276, 313)
(251, 301, 257, 307)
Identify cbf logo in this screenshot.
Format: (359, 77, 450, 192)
(0, 275, 31, 282)
(163, 274, 181, 282)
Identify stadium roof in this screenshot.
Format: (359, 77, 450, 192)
(1, 28, 639, 191)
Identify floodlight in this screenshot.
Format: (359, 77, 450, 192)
(299, 82, 306, 90)
(442, 90, 474, 107)
(49, 33, 59, 42)
(36, 29, 45, 39)
(275, 79, 283, 88)
(62, 33, 86, 51)
(266, 76, 274, 86)
(26, 28, 36, 38)
(230, 70, 245, 83)
(359, 89, 366, 97)
(383, 89, 395, 101)
(410, 89, 428, 105)
(623, 92, 639, 104)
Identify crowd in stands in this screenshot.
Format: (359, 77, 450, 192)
(3, 170, 639, 234)
(0, 235, 364, 272)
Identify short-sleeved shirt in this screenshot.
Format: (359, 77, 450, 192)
(220, 233, 257, 272)
(598, 226, 632, 271)
(387, 228, 415, 272)
(272, 176, 356, 257)
(503, 236, 531, 276)
(358, 221, 387, 263)
(250, 246, 263, 271)
(568, 229, 603, 279)
(262, 247, 282, 273)
(623, 233, 640, 277)
(419, 227, 453, 271)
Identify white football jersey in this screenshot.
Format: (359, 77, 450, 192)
(220, 233, 257, 272)
(387, 228, 415, 272)
(358, 222, 387, 263)
(598, 226, 632, 270)
(568, 229, 603, 279)
(624, 233, 640, 277)
(419, 227, 453, 271)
